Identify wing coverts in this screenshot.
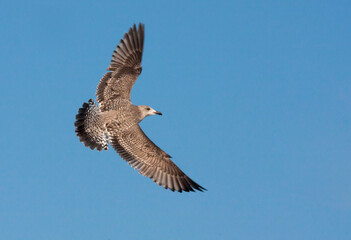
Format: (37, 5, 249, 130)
(108, 124, 206, 192)
(96, 23, 144, 111)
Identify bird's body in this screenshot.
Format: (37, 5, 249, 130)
(75, 23, 205, 192)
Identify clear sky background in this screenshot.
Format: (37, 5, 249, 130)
(0, 1, 350, 239)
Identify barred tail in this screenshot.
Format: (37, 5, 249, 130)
(74, 99, 109, 151)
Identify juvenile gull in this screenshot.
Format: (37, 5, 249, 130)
(74, 23, 206, 192)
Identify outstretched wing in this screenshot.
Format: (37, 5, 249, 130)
(107, 124, 206, 192)
(96, 23, 144, 111)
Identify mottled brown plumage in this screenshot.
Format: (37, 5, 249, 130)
(74, 23, 206, 192)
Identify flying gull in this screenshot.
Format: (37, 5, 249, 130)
(74, 23, 206, 192)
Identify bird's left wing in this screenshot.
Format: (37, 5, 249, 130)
(107, 124, 206, 192)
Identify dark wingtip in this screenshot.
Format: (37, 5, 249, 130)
(186, 177, 207, 192)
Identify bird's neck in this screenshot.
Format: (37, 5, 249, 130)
(135, 105, 148, 122)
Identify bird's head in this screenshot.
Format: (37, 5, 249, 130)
(138, 105, 162, 120)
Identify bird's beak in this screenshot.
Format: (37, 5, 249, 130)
(154, 111, 162, 115)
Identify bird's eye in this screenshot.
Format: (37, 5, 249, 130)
(146, 107, 150, 110)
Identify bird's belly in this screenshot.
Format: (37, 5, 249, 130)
(103, 109, 137, 134)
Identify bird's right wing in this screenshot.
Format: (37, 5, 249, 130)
(107, 124, 206, 192)
(96, 23, 144, 111)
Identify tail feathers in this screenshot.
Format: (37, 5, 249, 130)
(74, 99, 109, 151)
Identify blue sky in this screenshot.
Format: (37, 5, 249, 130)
(0, 0, 350, 239)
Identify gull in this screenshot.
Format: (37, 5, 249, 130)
(74, 23, 206, 192)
